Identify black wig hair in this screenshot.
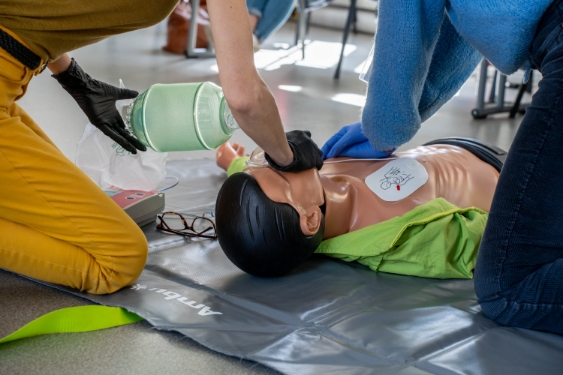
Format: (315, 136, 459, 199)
(215, 172, 325, 277)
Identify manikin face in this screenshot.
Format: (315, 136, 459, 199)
(245, 167, 325, 236)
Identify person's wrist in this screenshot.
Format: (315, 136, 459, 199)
(51, 58, 77, 80)
(51, 58, 91, 91)
(266, 141, 294, 167)
(47, 54, 72, 75)
(265, 143, 295, 170)
(270, 150, 294, 167)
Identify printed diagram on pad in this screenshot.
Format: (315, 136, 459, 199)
(379, 166, 414, 191)
(365, 158, 429, 202)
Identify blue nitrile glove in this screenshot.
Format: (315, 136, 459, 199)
(321, 122, 395, 159)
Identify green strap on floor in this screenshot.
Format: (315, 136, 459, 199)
(0, 306, 143, 345)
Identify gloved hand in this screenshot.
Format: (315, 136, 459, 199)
(265, 130, 323, 172)
(52, 58, 146, 154)
(321, 122, 395, 159)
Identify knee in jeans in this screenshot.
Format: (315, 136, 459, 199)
(477, 285, 529, 328)
(477, 293, 508, 322)
(474, 259, 496, 303)
(478, 293, 539, 329)
(474, 267, 510, 323)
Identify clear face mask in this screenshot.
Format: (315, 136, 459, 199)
(246, 147, 269, 168)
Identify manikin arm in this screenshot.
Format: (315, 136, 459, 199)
(216, 142, 246, 171)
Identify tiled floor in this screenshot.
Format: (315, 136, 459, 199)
(2, 20, 531, 375)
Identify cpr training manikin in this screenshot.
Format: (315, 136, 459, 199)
(215, 138, 504, 279)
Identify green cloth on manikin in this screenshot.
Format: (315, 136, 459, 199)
(315, 198, 488, 279)
(227, 156, 250, 176)
(0, 306, 143, 345)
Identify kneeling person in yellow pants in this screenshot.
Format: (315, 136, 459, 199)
(0, 25, 154, 294)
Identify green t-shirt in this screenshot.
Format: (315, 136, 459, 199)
(316, 198, 487, 279)
(225, 156, 488, 279)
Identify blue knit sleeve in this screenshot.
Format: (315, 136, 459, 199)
(418, 16, 483, 122)
(361, 0, 481, 151)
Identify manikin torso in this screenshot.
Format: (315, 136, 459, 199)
(247, 145, 500, 240)
(319, 145, 499, 238)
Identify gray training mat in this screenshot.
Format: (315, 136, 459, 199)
(46, 159, 563, 375)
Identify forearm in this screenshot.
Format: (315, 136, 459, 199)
(361, 0, 447, 151)
(230, 80, 293, 166)
(47, 53, 72, 74)
(418, 17, 482, 122)
(207, 0, 293, 167)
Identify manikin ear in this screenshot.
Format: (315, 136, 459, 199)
(299, 207, 322, 236)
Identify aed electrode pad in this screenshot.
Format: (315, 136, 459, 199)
(365, 157, 428, 201)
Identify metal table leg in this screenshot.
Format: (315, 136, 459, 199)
(334, 0, 357, 79)
(186, 0, 215, 58)
(472, 59, 530, 119)
(473, 59, 488, 116)
(297, 0, 308, 60)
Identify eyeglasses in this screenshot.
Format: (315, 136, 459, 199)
(156, 211, 217, 239)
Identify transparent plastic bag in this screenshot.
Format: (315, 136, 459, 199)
(75, 81, 168, 191)
(359, 44, 375, 83)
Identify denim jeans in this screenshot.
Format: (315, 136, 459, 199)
(247, 0, 296, 42)
(474, 0, 563, 334)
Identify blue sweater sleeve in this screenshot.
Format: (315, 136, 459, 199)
(419, 16, 483, 122)
(361, 0, 482, 151)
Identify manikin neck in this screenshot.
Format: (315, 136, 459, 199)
(319, 175, 357, 239)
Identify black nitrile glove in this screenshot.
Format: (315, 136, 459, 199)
(265, 130, 324, 172)
(52, 58, 146, 154)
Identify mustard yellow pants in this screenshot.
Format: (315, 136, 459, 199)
(0, 28, 147, 294)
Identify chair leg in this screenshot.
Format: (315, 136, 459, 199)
(509, 79, 529, 118)
(526, 71, 534, 94)
(488, 70, 497, 103)
(474, 59, 488, 113)
(185, 0, 215, 57)
(297, 0, 308, 59)
(294, 10, 300, 46)
(334, 0, 357, 79)
(496, 74, 507, 109)
(352, 4, 358, 34)
(301, 12, 312, 60)
(186, 0, 200, 56)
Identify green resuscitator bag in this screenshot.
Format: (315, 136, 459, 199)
(126, 82, 239, 152)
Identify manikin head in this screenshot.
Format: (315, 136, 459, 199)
(215, 168, 325, 277)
